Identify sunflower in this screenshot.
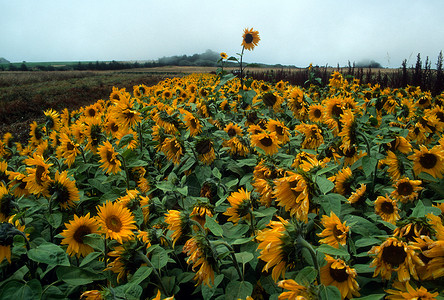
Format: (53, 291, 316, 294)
(96, 201, 137, 243)
(332, 167, 354, 197)
(47, 170, 80, 210)
(110, 94, 141, 129)
(381, 150, 405, 180)
(251, 131, 280, 155)
(287, 87, 308, 120)
(0, 184, 15, 221)
(220, 52, 228, 59)
(273, 171, 310, 222)
(252, 160, 279, 207)
(29, 121, 45, 146)
(374, 195, 400, 224)
(183, 234, 217, 287)
(294, 123, 324, 149)
(368, 237, 424, 282)
(257, 217, 296, 281)
(98, 140, 122, 174)
(223, 188, 252, 224)
(60, 213, 100, 257)
(347, 183, 367, 205)
(338, 109, 358, 152)
(277, 279, 313, 300)
(190, 203, 214, 229)
(241, 28, 260, 51)
(106, 244, 146, 283)
(308, 104, 324, 122)
(385, 281, 438, 300)
(7, 171, 29, 198)
(195, 139, 216, 165)
(267, 119, 290, 144)
(80, 290, 103, 300)
(386, 136, 412, 154)
(43, 108, 61, 132)
(23, 153, 52, 196)
(0, 216, 26, 263)
(84, 116, 104, 153)
(408, 144, 444, 178)
(261, 91, 283, 111)
(182, 111, 202, 136)
(320, 255, 360, 299)
(390, 177, 422, 203)
(161, 137, 183, 165)
(165, 209, 191, 246)
(317, 211, 349, 248)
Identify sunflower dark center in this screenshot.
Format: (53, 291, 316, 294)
(381, 201, 395, 214)
(263, 92, 277, 107)
(244, 33, 253, 44)
(90, 125, 102, 146)
(73, 225, 92, 244)
(436, 112, 444, 122)
(196, 140, 212, 155)
(260, 136, 273, 147)
(227, 128, 237, 137)
(344, 147, 356, 157)
(88, 109, 96, 117)
(67, 141, 75, 151)
(124, 110, 135, 119)
(34, 127, 43, 140)
(275, 126, 284, 136)
(171, 141, 182, 154)
(139, 87, 145, 94)
(190, 118, 197, 129)
(381, 244, 407, 266)
(397, 182, 414, 196)
(419, 153, 438, 169)
(289, 180, 301, 198)
(106, 215, 123, 232)
(51, 184, 70, 205)
(35, 165, 46, 185)
(0, 195, 14, 217)
(331, 104, 343, 118)
(111, 123, 119, 132)
(106, 150, 117, 165)
(329, 266, 349, 282)
(314, 109, 322, 118)
(333, 225, 345, 238)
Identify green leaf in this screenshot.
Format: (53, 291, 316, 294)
(319, 285, 341, 300)
(225, 281, 253, 300)
(317, 194, 344, 216)
(362, 156, 378, 178)
(316, 176, 335, 194)
(235, 252, 254, 264)
(425, 205, 442, 216)
(118, 134, 134, 148)
(124, 284, 143, 300)
(177, 186, 188, 196)
(127, 266, 152, 286)
(82, 233, 104, 252)
(79, 252, 102, 267)
(28, 243, 70, 266)
(41, 286, 65, 300)
(205, 215, 223, 237)
(418, 171, 440, 182)
(150, 247, 169, 269)
(317, 244, 350, 260)
(410, 200, 425, 217)
(355, 237, 381, 248)
(295, 266, 317, 284)
(0, 279, 42, 300)
(155, 181, 174, 192)
(56, 266, 105, 285)
(212, 167, 222, 180)
(344, 215, 383, 237)
(47, 211, 63, 228)
(353, 264, 375, 273)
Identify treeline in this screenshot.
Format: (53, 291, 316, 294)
(247, 52, 444, 96)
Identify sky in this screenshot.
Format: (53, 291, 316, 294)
(1, 0, 444, 68)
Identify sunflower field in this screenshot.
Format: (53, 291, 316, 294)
(2, 29, 444, 300)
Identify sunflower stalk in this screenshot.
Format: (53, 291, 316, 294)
(137, 250, 170, 297)
(219, 241, 244, 282)
(239, 46, 245, 90)
(117, 154, 131, 190)
(297, 235, 321, 285)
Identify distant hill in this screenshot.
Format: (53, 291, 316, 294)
(0, 57, 10, 64)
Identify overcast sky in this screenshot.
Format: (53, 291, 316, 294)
(1, 0, 444, 68)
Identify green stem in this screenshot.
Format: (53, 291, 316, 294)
(118, 154, 131, 190)
(137, 251, 170, 297)
(239, 46, 245, 90)
(138, 122, 144, 155)
(79, 146, 87, 164)
(297, 235, 321, 284)
(220, 242, 244, 281)
(248, 209, 256, 236)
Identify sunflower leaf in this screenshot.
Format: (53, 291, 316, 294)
(319, 284, 341, 300)
(410, 200, 425, 217)
(205, 215, 223, 237)
(27, 243, 70, 266)
(56, 266, 105, 285)
(225, 280, 253, 300)
(316, 244, 350, 260)
(316, 176, 335, 194)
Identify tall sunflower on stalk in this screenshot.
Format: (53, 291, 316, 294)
(60, 213, 100, 258)
(96, 201, 137, 244)
(250, 131, 281, 155)
(239, 28, 260, 88)
(110, 94, 141, 130)
(106, 243, 146, 283)
(98, 140, 122, 175)
(56, 133, 80, 167)
(161, 136, 184, 165)
(165, 209, 191, 247)
(195, 138, 216, 165)
(374, 195, 400, 224)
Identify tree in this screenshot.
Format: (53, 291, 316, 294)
(412, 53, 422, 87)
(435, 51, 444, 95)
